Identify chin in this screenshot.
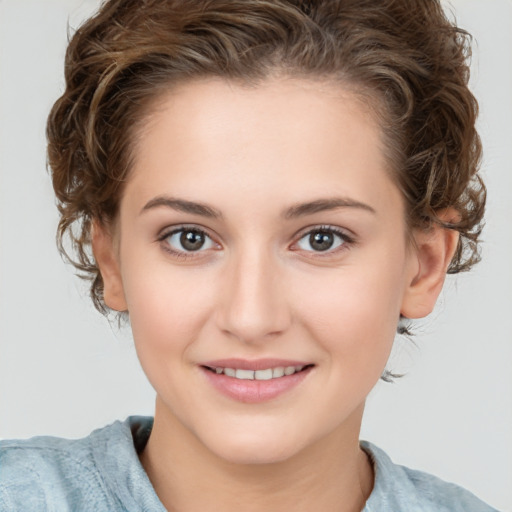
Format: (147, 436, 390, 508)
(199, 423, 312, 466)
(214, 442, 298, 466)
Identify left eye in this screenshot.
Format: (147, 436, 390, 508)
(164, 228, 216, 252)
(296, 228, 346, 252)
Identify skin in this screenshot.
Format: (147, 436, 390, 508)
(93, 78, 459, 511)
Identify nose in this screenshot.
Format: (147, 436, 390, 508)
(215, 247, 291, 344)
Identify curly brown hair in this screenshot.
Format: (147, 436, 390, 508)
(47, 0, 485, 314)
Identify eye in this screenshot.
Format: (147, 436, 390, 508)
(162, 227, 216, 253)
(296, 227, 347, 253)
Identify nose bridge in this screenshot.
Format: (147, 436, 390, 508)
(217, 242, 290, 343)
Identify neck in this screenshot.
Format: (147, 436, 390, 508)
(140, 400, 373, 512)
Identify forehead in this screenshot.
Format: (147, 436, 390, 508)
(124, 77, 401, 220)
(138, 77, 384, 162)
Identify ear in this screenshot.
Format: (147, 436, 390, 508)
(91, 220, 128, 312)
(400, 210, 460, 319)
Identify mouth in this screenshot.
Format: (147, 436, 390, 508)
(202, 364, 314, 381)
(200, 360, 315, 403)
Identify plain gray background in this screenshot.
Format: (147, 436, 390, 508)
(0, 1, 511, 510)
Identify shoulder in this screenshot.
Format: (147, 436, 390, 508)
(0, 421, 129, 511)
(361, 441, 498, 512)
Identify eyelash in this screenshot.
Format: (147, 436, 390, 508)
(157, 225, 219, 260)
(292, 225, 354, 257)
(156, 224, 355, 260)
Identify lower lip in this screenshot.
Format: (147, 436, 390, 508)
(201, 367, 313, 403)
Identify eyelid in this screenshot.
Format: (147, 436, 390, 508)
(293, 224, 355, 243)
(155, 223, 355, 259)
(290, 225, 356, 254)
(157, 224, 221, 256)
(157, 223, 216, 240)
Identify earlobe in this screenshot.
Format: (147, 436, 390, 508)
(400, 211, 460, 319)
(91, 220, 128, 312)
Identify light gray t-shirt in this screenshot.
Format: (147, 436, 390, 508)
(0, 417, 498, 511)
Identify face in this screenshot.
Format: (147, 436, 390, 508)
(100, 78, 422, 464)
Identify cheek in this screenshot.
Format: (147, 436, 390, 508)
(122, 267, 222, 412)
(120, 257, 217, 360)
(292, 261, 407, 369)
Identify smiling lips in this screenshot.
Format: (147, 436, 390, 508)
(201, 359, 313, 403)
(208, 365, 306, 380)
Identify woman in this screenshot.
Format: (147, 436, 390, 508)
(0, 1, 500, 510)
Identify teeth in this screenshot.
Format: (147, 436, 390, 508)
(272, 367, 285, 378)
(254, 369, 273, 380)
(235, 369, 255, 380)
(212, 365, 308, 380)
(224, 368, 236, 377)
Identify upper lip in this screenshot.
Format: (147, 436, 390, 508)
(201, 358, 313, 371)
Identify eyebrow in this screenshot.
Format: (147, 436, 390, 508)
(141, 196, 223, 218)
(283, 197, 376, 219)
(140, 195, 376, 219)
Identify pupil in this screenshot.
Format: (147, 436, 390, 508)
(310, 231, 334, 251)
(180, 230, 205, 251)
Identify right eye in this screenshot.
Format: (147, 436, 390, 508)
(161, 227, 217, 254)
